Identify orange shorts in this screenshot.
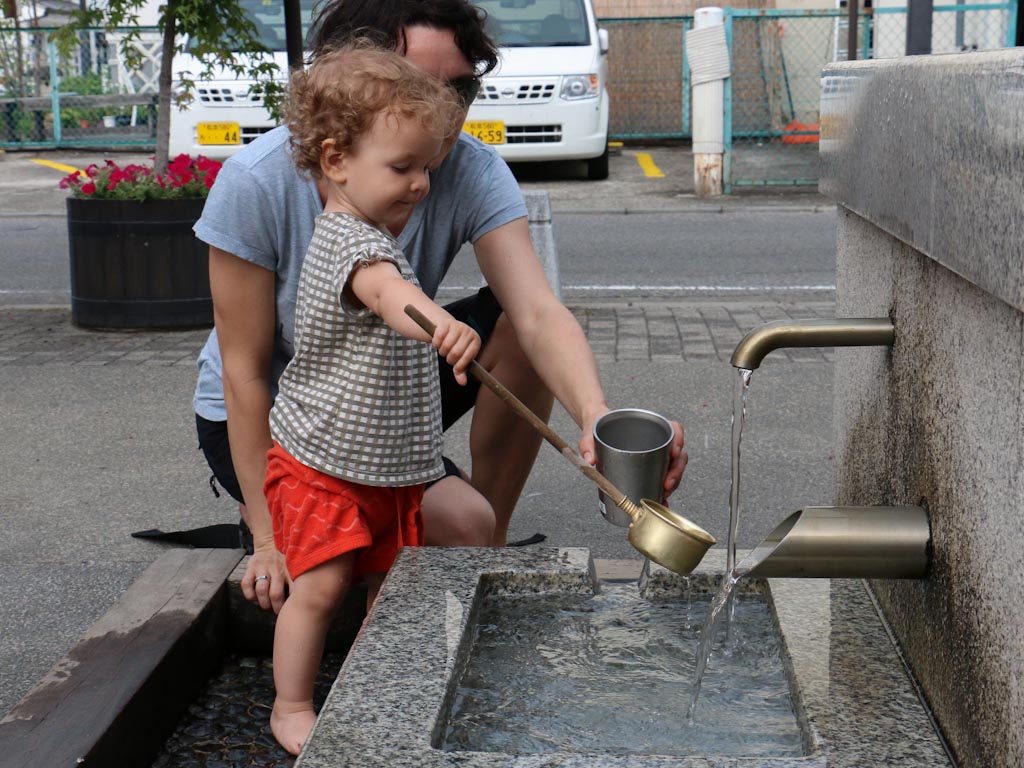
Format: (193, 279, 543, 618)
(264, 443, 424, 581)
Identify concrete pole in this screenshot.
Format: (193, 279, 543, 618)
(692, 7, 725, 196)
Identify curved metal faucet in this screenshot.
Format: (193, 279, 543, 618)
(721, 316, 926, 580)
(730, 318, 895, 370)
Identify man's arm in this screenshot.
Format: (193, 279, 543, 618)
(473, 217, 608, 460)
(473, 218, 687, 494)
(209, 246, 290, 612)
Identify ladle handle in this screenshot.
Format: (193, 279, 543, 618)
(404, 304, 635, 513)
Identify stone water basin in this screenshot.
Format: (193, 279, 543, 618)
(296, 547, 952, 767)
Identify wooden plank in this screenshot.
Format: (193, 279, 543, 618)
(0, 93, 158, 110)
(0, 548, 242, 768)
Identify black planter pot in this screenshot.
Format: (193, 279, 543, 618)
(67, 197, 213, 329)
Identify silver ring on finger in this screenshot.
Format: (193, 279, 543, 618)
(254, 574, 270, 584)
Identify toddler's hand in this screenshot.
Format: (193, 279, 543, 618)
(432, 320, 481, 386)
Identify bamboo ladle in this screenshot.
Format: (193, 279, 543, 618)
(405, 305, 715, 574)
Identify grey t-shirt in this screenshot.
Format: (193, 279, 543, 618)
(193, 126, 527, 420)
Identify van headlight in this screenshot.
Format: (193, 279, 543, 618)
(560, 74, 599, 100)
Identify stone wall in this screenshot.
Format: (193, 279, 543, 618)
(822, 50, 1024, 768)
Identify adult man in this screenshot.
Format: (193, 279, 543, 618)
(193, 0, 687, 613)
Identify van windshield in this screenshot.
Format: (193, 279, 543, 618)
(207, 0, 318, 52)
(473, 0, 591, 47)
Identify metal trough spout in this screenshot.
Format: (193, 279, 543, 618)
(739, 506, 931, 579)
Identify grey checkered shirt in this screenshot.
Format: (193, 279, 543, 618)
(269, 212, 444, 486)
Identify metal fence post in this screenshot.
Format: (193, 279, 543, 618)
(723, 7, 733, 195)
(48, 40, 61, 144)
(682, 18, 691, 136)
(906, 0, 934, 53)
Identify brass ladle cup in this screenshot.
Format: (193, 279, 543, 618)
(405, 305, 716, 574)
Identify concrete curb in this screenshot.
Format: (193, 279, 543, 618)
(553, 204, 835, 215)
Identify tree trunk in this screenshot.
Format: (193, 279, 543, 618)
(12, 4, 26, 98)
(154, 0, 178, 174)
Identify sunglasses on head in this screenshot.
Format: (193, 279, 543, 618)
(447, 75, 481, 108)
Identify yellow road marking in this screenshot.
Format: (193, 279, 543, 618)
(609, 141, 623, 147)
(31, 158, 83, 175)
(635, 152, 665, 178)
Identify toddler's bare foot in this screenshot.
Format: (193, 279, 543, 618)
(271, 699, 317, 756)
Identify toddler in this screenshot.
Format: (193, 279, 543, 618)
(264, 44, 477, 755)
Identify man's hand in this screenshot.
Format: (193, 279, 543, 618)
(240, 542, 291, 614)
(663, 420, 688, 500)
(579, 412, 688, 502)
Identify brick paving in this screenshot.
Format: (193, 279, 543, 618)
(569, 298, 836, 364)
(1, 298, 836, 368)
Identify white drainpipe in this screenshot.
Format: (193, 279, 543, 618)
(687, 7, 731, 196)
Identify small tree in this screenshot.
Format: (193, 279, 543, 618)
(54, 0, 286, 172)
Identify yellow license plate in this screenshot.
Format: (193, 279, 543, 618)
(197, 122, 241, 145)
(463, 120, 505, 145)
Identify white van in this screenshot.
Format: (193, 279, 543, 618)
(167, 0, 316, 159)
(467, 0, 610, 179)
(169, 0, 610, 180)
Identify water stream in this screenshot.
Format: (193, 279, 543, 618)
(687, 367, 754, 720)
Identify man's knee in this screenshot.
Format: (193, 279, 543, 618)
(422, 477, 495, 546)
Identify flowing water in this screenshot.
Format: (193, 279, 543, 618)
(442, 583, 802, 757)
(687, 367, 754, 719)
(726, 368, 754, 576)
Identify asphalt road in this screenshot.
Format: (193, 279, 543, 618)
(1, 208, 836, 306)
(440, 209, 836, 298)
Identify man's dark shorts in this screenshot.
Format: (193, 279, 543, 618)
(196, 287, 504, 504)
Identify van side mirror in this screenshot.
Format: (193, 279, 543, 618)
(598, 27, 609, 53)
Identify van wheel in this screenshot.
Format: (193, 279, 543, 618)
(587, 144, 609, 180)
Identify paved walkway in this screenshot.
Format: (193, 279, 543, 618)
(570, 298, 835, 363)
(1, 298, 836, 368)
(0, 147, 839, 730)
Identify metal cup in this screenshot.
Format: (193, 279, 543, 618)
(593, 408, 674, 527)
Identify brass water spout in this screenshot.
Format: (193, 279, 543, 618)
(730, 318, 894, 370)
(739, 506, 931, 579)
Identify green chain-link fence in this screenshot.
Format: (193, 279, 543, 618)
(724, 9, 840, 190)
(3, 8, 1019, 188)
(0, 26, 160, 149)
(869, 2, 1016, 57)
(602, 3, 1016, 191)
(601, 16, 693, 139)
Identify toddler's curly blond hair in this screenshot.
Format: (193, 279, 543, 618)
(286, 43, 463, 178)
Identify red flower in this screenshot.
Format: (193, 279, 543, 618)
(59, 155, 222, 200)
(59, 171, 84, 189)
(168, 154, 193, 175)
